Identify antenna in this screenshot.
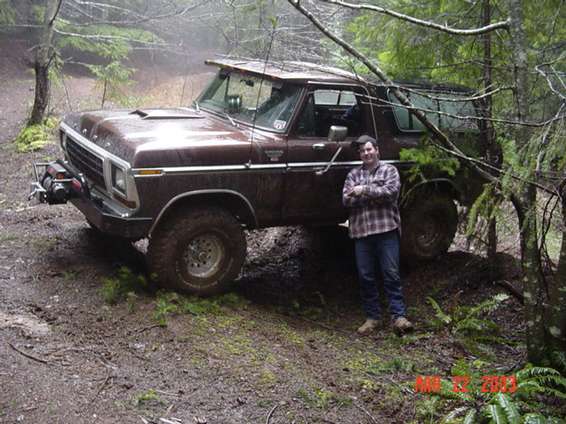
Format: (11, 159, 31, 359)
(248, 16, 279, 161)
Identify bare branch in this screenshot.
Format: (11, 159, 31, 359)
(376, 95, 566, 128)
(535, 63, 566, 102)
(286, 0, 563, 196)
(318, 0, 510, 35)
(536, 103, 565, 174)
(388, 84, 512, 103)
(48, 0, 64, 27)
(63, 0, 206, 27)
(286, 0, 501, 186)
(52, 28, 169, 47)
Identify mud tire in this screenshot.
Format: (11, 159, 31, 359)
(401, 195, 458, 260)
(147, 207, 246, 296)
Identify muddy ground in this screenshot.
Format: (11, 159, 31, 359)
(0, 39, 534, 424)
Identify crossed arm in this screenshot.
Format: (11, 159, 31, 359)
(342, 166, 400, 208)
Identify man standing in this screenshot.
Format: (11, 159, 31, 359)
(343, 135, 413, 335)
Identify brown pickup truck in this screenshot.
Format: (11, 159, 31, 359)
(30, 58, 485, 295)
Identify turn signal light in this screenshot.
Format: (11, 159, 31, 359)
(136, 169, 163, 176)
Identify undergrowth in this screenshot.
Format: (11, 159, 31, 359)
(152, 291, 248, 326)
(428, 360, 566, 423)
(14, 117, 58, 152)
(100, 266, 149, 305)
(427, 293, 512, 357)
(100, 266, 248, 326)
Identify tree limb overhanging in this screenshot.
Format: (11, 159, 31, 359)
(48, 0, 64, 27)
(286, 0, 496, 182)
(318, 0, 510, 35)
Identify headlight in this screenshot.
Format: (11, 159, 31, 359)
(112, 165, 126, 195)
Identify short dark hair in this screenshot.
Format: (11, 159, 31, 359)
(351, 135, 378, 150)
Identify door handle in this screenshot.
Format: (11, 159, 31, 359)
(312, 143, 326, 151)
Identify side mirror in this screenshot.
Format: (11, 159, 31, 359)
(226, 94, 242, 114)
(328, 125, 348, 142)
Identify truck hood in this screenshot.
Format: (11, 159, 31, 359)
(63, 108, 265, 168)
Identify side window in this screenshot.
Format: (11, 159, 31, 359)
(441, 100, 477, 130)
(296, 88, 366, 138)
(388, 90, 477, 131)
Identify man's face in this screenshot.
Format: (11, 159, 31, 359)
(359, 141, 379, 167)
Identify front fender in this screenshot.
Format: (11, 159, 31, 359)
(150, 189, 258, 236)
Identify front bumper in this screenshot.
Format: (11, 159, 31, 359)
(30, 160, 152, 239)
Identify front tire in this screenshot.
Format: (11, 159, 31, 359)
(147, 207, 247, 296)
(401, 195, 458, 260)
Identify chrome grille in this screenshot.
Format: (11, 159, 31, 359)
(65, 136, 105, 188)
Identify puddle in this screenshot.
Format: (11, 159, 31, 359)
(0, 311, 50, 336)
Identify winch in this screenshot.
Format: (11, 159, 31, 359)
(29, 160, 89, 204)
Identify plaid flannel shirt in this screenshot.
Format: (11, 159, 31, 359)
(342, 162, 401, 239)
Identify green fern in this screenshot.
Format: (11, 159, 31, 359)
(463, 408, 477, 424)
(14, 117, 59, 153)
(492, 393, 521, 423)
(516, 366, 566, 399)
(427, 294, 510, 356)
(484, 404, 508, 424)
(550, 351, 566, 375)
(428, 297, 452, 325)
(441, 362, 566, 423)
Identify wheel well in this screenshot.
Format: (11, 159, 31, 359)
(401, 179, 460, 207)
(150, 191, 257, 236)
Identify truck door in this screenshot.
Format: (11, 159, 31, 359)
(283, 85, 375, 224)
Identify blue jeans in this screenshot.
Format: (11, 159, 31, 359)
(354, 230, 406, 320)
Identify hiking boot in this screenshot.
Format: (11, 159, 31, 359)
(392, 317, 414, 334)
(357, 318, 379, 335)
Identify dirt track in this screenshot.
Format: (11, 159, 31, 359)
(0, 40, 527, 424)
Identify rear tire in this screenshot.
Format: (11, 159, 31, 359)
(147, 207, 246, 296)
(401, 195, 458, 260)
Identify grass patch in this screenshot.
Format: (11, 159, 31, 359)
(258, 369, 278, 387)
(296, 386, 351, 409)
(150, 291, 249, 326)
(134, 389, 163, 406)
(221, 334, 255, 356)
(277, 322, 305, 347)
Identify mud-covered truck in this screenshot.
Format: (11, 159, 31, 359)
(30, 59, 484, 295)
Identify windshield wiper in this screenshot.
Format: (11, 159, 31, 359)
(193, 100, 200, 112)
(224, 112, 239, 128)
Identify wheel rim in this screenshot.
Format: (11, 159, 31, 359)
(417, 219, 441, 249)
(182, 233, 225, 279)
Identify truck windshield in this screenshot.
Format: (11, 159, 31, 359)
(197, 70, 302, 132)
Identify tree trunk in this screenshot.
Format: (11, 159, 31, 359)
(28, 0, 61, 126)
(507, 0, 547, 364)
(480, 0, 498, 263)
(548, 192, 566, 354)
(29, 61, 51, 126)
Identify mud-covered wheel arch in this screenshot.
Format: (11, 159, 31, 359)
(147, 207, 247, 296)
(400, 195, 458, 260)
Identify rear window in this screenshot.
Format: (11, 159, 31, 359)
(313, 89, 357, 106)
(388, 90, 477, 132)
